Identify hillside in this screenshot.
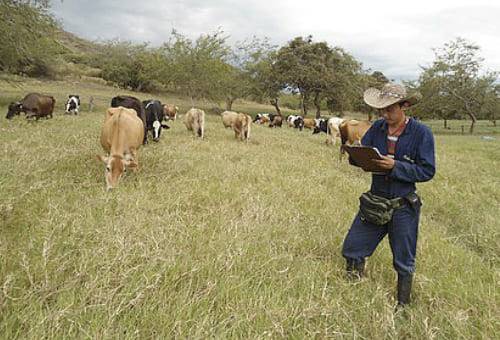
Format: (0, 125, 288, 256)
(0, 78, 499, 338)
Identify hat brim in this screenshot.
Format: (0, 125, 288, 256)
(363, 88, 421, 109)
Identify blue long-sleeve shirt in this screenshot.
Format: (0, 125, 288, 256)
(352, 118, 436, 199)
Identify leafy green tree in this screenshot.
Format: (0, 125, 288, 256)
(480, 84, 499, 126)
(245, 51, 284, 115)
(160, 30, 231, 106)
(417, 38, 498, 133)
(221, 37, 276, 111)
(273, 36, 336, 117)
(0, 0, 60, 77)
(323, 48, 364, 117)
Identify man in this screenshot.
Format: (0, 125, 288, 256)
(342, 83, 435, 308)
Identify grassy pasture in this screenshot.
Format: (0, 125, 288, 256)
(0, 77, 499, 338)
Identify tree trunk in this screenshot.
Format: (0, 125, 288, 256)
(313, 91, 321, 118)
(300, 91, 308, 116)
(444, 119, 448, 129)
(464, 104, 477, 133)
(493, 120, 497, 127)
(468, 113, 477, 134)
(270, 98, 282, 116)
(225, 97, 234, 111)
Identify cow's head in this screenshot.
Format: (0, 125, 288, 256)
(313, 120, 327, 134)
(151, 120, 170, 142)
(66, 95, 79, 113)
(6, 102, 22, 119)
(97, 154, 137, 190)
(294, 117, 304, 130)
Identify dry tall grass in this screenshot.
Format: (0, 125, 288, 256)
(0, 77, 499, 338)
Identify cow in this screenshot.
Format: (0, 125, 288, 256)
(233, 113, 252, 142)
(97, 107, 144, 190)
(163, 104, 179, 121)
(110, 95, 148, 144)
(221, 110, 239, 128)
(339, 119, 372, 160)
(6, 93, 55, 120)
(253, 113, 270, 124)
(286, 115, 299, 127)
(65, 95, 80, 115)
(142, 99, 170, 142)
(292, 116, 305, 130)
(313, 117, 345, 145)
(184, 108, 205, 138)
(303, 118, 316, 130)
(269, 114, 283, 128)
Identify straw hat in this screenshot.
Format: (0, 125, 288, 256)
(363, 83, 422, 109)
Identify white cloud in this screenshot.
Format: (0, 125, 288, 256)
(50, 0, 500, 81)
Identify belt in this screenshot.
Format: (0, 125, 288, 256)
(389, 197, 407, 209)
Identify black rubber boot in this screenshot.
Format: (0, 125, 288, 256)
(397, 274, 413, 307)
(346, 259, 365, 280)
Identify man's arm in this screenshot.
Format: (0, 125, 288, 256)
(388, 128, 436, 183)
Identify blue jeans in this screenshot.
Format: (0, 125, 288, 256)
(342, 203, 420, 276)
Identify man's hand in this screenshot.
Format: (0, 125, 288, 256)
(372, 155, 395, 170)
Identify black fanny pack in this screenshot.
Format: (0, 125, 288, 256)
(359, 192, 420, 225)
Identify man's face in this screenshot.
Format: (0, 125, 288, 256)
(378, 103, 404, 125)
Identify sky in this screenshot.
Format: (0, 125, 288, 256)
(50, 0, 500, 81)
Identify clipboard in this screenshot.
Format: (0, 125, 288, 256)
(343, 145, 388, 172)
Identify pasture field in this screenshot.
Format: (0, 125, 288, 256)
(0, 77, 499, 338)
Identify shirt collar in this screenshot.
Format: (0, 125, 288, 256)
(380, 117, 415, 135)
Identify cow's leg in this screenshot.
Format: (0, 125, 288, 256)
(129, 149, 139, 172)
(143, 127, 148, 144)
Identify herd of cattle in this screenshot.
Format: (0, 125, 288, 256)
(5, 92, 372, 190)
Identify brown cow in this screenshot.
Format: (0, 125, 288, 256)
(6, 93, 55, 120)
(98, 107, 144, 190)
(303, 118, 316, 130)
(269, 115, 283, 128)
(163, 104, 179, 120)
(233, 113, 252, 142)
(221, 110, 239, 128)
(339, 119, 372, 160)
(184, 108, 205, 138)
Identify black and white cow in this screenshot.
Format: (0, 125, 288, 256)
(65, 95, 80, 115)
(286, 115, 304, 130)
(142, 99, 170, 142)
(312, 117, 345, 144)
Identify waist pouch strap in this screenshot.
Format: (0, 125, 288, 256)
(359, 192, 406, 225)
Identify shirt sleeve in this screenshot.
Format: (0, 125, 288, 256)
(389, 127, 436, 183)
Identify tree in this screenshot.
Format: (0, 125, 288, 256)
(417, 38, 498, 133)
(323, 48, 364, 117)
(160, 30, 231, 106)
(0, 0, 60, 77)
(273, 36, 338, 117)
(221, 37, 276, 111)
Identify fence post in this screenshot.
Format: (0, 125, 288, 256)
(89, 96, 94, 112)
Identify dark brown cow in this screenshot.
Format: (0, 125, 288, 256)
(110, 95, 148, 144)
(269, 114, 283, 128)
(6, 93, 55, 120)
